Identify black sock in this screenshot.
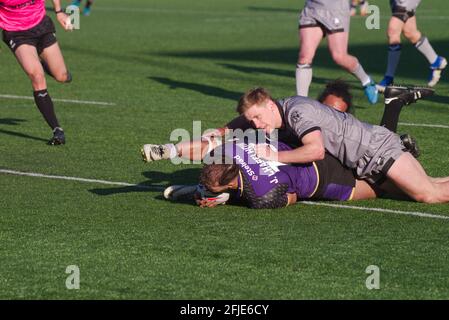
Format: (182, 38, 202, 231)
(380, 98, 405, 132)
(33, 89, 60, 130)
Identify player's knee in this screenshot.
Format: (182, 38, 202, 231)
(55, 70, 71, 83)
(331, 52, 347, 66)
(298, 56, 313, 65)
(29, 71, 46, 86)
(403, 29, 420, 43)
(387, 27, 401, 43)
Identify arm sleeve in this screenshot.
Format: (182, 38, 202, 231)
(286, 104, 321, 141)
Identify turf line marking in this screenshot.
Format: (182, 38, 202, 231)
(0, 94, 116, 106)
(399, 122, 449, 129)
(1, 168, 448, 220)
(0, 169, 164, 191)
(301, 201, 449, 220)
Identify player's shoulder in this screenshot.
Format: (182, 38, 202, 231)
(281, 96, 323, 122)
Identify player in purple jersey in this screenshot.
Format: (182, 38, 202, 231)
(195, 139, 392, 209)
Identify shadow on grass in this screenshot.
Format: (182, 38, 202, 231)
(89, 168, 201, 196)
(149, 77, 242, 101)
(0, 118, 49, 142)
(158, 40, 449, 85)
(64, 41, 448, 96)
(0, 118, 26, 125)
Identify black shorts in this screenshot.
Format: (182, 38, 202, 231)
(390, 2, 416, 22)
(2, 15, 57, 55)
(311, 153, 356, 201)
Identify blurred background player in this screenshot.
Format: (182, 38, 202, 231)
(0, 0, 73, 145)
(71, 0, 94, 16)
(350, 0, 369, 17)
(295, 0, 378, 104)
(377, 0, 447, 91)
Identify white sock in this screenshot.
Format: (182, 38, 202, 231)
(351, 63, 371, 86)
(295, 64, 312, 96)
(415, 36, 438, 65)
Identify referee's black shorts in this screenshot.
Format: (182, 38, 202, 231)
(2, 15, 57, 55)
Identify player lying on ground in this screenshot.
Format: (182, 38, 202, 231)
(0, 0, 73, 145)
(142, 85, 449, 204)
(165, 138, 410, 209)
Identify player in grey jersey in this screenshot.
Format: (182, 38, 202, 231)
(296, 0, 378, 104)
(235, 87, 449, 204)
(377, 0, 447, 90)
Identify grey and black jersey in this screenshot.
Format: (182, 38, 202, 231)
(274, 96, 404, 181)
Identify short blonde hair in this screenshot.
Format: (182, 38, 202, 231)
(236, 87, 273, 114)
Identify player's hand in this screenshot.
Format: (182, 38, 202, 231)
(254, 144, 278, 161)
(196, 198, 220, 208)
(56, 12, 74, 31)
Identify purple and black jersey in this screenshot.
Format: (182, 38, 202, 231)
(212, 139, 356, 209)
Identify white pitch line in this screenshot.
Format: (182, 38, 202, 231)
(0, 94, 116, 106)
(301, 201, 449, 220)
(0, 169, 164, 191)
(1, 168, 448, 220)
(399, 122, 449, 129)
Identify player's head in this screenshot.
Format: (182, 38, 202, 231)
(318, 79, 353, 114)
(236, 87, 282, 134)
(199, 164, 240, 193)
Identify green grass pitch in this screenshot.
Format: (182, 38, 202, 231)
(0, 0, 449, 299)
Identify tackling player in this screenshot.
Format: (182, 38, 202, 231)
(0, 0, 73, 145)
(377, 0, 447, 91)
(295, 0, 378, 104)
(142, 83, 425, 164)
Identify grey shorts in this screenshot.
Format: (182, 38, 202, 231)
(299, 6, 350, 34)
(390, 0, 421, 22)
(355, 127, 404, 184)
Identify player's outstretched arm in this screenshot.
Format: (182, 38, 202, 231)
(255, 130, 325, 164)
(141, 135, 224, 162)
